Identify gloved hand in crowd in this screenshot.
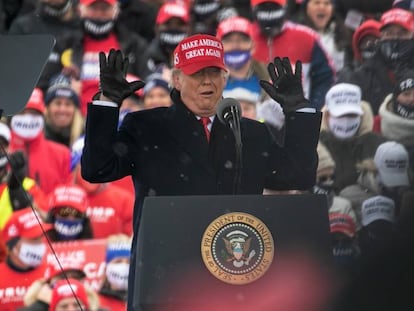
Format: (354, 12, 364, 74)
(7, 151, 32, 211)
(260, 57, 309, 113)
(99, 49, 145, 106)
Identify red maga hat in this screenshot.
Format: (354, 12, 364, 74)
(216, 16, 253, 40)
(173, 34, 227, 75)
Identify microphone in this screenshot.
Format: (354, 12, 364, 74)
(217, 97, 242, 129)
(216, 97, 243, 194)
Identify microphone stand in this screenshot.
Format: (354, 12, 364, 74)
(228, 106, 243, 195)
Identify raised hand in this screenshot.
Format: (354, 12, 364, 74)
(99, 49, 145, 106)
(259, 57, 309, 113)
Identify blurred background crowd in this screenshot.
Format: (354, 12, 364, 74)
(1, 0, 414, 310)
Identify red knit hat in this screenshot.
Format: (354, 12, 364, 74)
(48, 184, 88, 214)
(352, 19, 381, 61)
(25, 88, 45, 114)
(173, 34, 227, 75)
(50, 279, 89, 311)
(251, 0, 286, 7)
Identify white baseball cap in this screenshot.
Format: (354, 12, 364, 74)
(325, 83, 363, 117)
(361, 195, 395, 226)
(374, 141, 410, 187)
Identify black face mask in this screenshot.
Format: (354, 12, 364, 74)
(192, 0, 220, 22)
(40, 0, 72, 18)
(312, 182, 335, 207)
(159, 30, 187, 54)
(254, 3, 285, 37)
(360, 46, 377, 61)
(379, 39, 414, 67)
(82, 18, 114, 40)
(393, 100, 414, 119)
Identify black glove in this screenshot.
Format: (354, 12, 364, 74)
(7, 151, 27, 189)
(99, 49, 145, 106)
(259, 57, 309, 113)
(7, 151, 31, 211)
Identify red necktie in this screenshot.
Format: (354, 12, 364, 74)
(200, 117, 211, 142)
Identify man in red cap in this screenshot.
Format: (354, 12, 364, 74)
(0, 207, 52, 311)
(339, 8, 414, 116)
(40, 0, 148, 117)
(250, 0, 334, 110)
(49, 278, 90, 311)
(81, 32, 322, 309)
(9, 88, 71, 195)
(45, 184, 94, 242)
(140, 1, 191, 79)
(216, 16, 269, 108)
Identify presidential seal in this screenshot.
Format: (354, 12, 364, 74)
(201, 212, 274, 285)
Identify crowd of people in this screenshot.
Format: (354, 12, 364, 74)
(1, 0, 414, 310)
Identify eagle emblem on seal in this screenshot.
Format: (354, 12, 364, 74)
(223, 230, 256, 268)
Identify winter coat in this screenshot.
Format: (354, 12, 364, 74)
(338, 53, 395, 115)
(251, 21, 334, 110)
(378, 94, 414, 182)
(9, 132, 71, 195)
(319, 101, 387, 193)
(81, 88, 322, 310)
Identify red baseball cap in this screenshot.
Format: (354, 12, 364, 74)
(251, 0, 286, 7)
(25, 88, 45, 114)
(216, 16, 253, 40)
(156, 2, 190, 25)
(329, 213, 356, 238)
(380, 8, 414, 32)
(173, 34, 227, 75)
(48, 184, 88, 214)
(2, 208, 53, 243)
(80, 0, 117, 5)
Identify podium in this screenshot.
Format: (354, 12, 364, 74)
(132, 194, 332, 311)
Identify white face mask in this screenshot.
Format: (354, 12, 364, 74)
(328, 116, 361, 139)
(11, 114, 44, 140)
(105, 262, 129, 290)
(18, 242, 46, 267)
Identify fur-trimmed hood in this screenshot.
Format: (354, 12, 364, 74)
(379, 94, 414, 147)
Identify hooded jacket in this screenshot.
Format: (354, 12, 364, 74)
(9, 130, 71, 195)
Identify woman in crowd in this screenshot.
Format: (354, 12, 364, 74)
(294, 0, 352, 73)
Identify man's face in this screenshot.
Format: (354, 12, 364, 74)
(397, 88, 414, 106)
(173, 67, 226, 117)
